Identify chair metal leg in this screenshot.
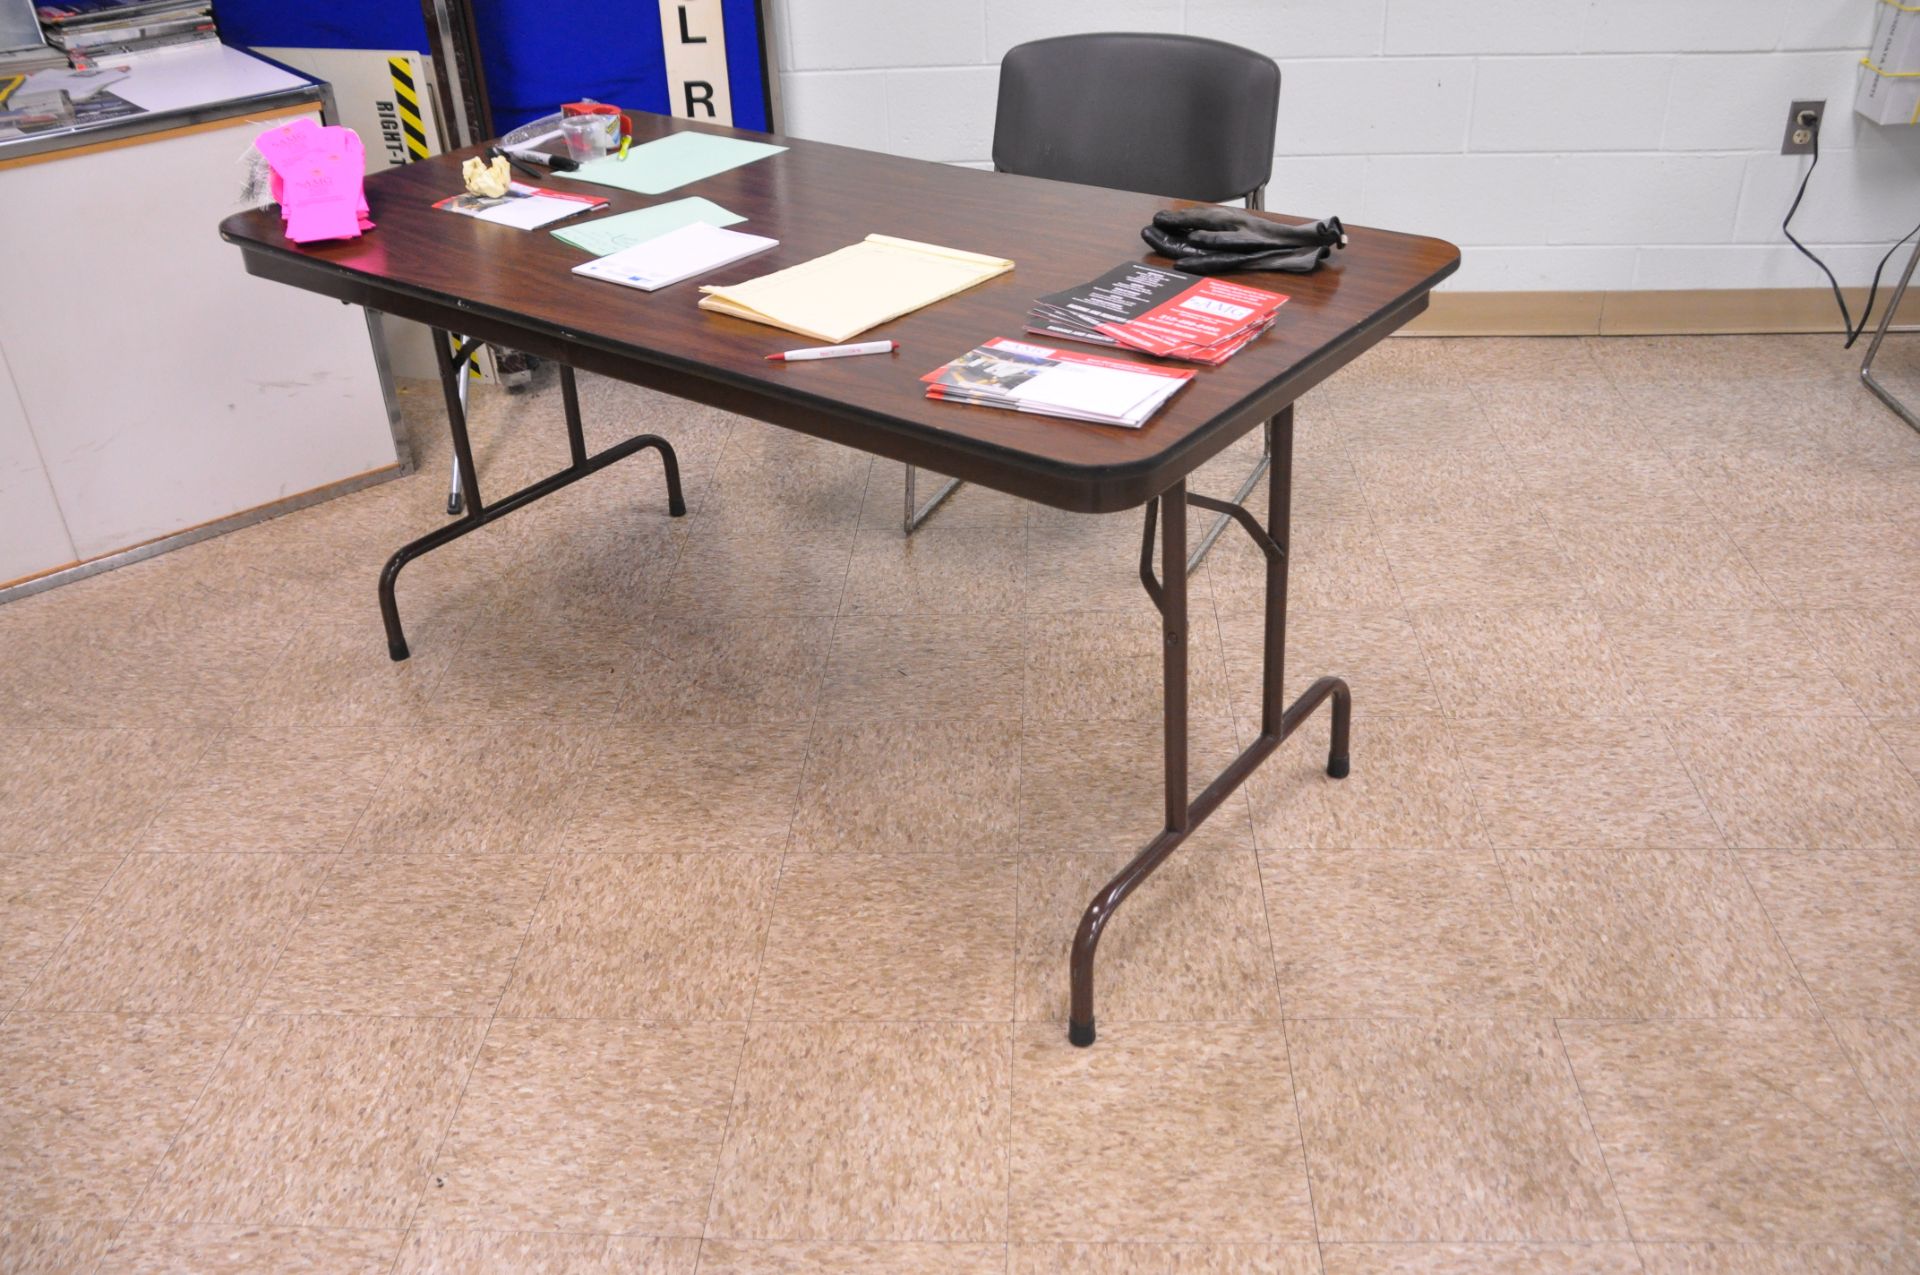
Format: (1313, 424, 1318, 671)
(1068, 407, 1349, 1047)
(903, 464, 962, 533)
(1187, 427, 1271, 571)
(446, 334, 475, 514)
(1861, 232, 1920, 436)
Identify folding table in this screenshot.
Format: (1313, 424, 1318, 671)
(220, 114, 1459, 1046)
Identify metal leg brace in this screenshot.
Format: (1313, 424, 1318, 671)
(1067, 406, 1350, 1047)
(902, 433, 1270, 571)
(903, 464, 962, 533)
(446, 333, 475, 515)
(378, 330, 687, 662)
(1860, 232, 1920, 436)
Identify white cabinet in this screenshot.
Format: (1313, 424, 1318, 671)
(0, 72, 403, 597)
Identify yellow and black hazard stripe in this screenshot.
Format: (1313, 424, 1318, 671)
(388, 55, 431, 161)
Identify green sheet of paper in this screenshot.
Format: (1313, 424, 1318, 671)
(551, 197, 746, 256)
(558, 131, 786, 196)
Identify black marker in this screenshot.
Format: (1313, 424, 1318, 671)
(494, 145, 579, 173)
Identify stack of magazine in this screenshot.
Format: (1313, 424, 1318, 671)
(922, 337, 1193, 429)
(38, 0, 218, 68)
(1029, 262, 1289, 365)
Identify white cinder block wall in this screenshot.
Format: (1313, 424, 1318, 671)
(769, 0, 1920, 293)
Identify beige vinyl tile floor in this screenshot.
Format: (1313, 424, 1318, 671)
(2, 334, 1920, 1273)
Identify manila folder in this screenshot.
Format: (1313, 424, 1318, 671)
(698, 234, 1013, 343)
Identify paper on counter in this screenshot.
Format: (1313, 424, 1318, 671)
(21, 66, 129, 101)
(553, 196, 744, 256)
(559, 130, 785, 195)
(698, 235, 1014, 344)
(109, 44, 306, 115)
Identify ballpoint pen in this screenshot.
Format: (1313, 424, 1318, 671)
(765, 340, 899, 362)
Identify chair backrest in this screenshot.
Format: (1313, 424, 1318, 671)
(991, 33, 1279, 204)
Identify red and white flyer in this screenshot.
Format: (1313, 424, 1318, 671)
(1028, 263, 1288, 365)
(922, 337, 1193, 429)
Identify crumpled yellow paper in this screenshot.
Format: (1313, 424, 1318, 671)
(461, 155, 512, 198)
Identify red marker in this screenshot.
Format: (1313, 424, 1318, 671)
(766, 340, 898, 362)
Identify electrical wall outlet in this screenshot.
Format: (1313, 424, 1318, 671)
(1782, 99, 1824, 155)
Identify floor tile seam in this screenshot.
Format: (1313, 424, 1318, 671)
(1260, 838, 1327, 1257)
(1724, 850, 1920, 1184)
(397, 852, 564, 1240)
(117, 1006, 249, 1229)
(53, 1212, 131, 1275)
(1717, 521, 1809, 610)
(1185, 511, 1258, 838)
(1365, 536, 1501, 852)
(1581, 611, 1871, 726)
(4, 847, 135, 1020)
(1765, 607, 1882, 724)
(1869, 718, 1920, 791)
(404, 1014, 1317, 1027)
(1547, 1017, 1641, 1253)
(1636, 718, 1735, 856)
(711, 582, 826, 1222)
(692, 1015, 760, 1245)
(1007, 504, 1030, 1273)
(1296, 1014, 1841, 1025)
(89, 1218, 413, 1237)
(313, 740, 415, 859)
(220, 851, 355, 1026)
(103, 725, 226, 858)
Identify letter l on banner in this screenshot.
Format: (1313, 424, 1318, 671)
(658, 0, 734, 124)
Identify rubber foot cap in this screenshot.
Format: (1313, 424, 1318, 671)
(1327, 755, 1350, 779)
(387, 642, 411, 663)
(446, 494, 463, 516)
(1068, 1019, 1096, 1048)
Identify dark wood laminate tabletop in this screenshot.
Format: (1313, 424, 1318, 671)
(222, 113, 1458, 512)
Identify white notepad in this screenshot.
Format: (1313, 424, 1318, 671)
(571, 221, 778, 293)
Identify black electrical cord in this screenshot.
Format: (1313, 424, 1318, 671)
(1783, 126, 1920, 347)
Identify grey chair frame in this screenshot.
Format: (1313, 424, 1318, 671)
(905, 32, 1281, 570)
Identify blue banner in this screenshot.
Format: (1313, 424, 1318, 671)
(215, 0, 773, 135)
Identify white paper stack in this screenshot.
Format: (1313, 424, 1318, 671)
(572, 221, 779, 293)
(922, 337, 1193, 429)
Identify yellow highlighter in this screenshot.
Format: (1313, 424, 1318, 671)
(617, 135, 631, 161)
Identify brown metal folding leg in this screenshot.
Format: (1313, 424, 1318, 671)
(1068, 406, 1350, 1046)
(377, 330, 686, 662)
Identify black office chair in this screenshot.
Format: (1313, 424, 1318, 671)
(904, 32, 1282, 568)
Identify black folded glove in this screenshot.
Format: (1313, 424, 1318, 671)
(1142, 208, 1347, 276)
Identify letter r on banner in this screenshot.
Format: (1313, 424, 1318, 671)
(658, 0, 733, 124)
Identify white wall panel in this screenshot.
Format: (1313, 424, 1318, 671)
(0, 348, 74, 583)
(782, 0, 984, 71)
(1278, 57, 1475, 155)
(1361, 154, 1558, 246)
(782, 70, 890, 150)
(885, 67, 999, 163)
(984, 0, 1183, 62)
(1471, 56, 1674, 153)
(1384, 0, 1574, 57)
(1187, 0, 1386, 60)
(765, 0, 1920, 291)
(1663, 52, 1858, 151)
(1550, 154, 1748, 245)
(1581, 0, 1791, 54)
